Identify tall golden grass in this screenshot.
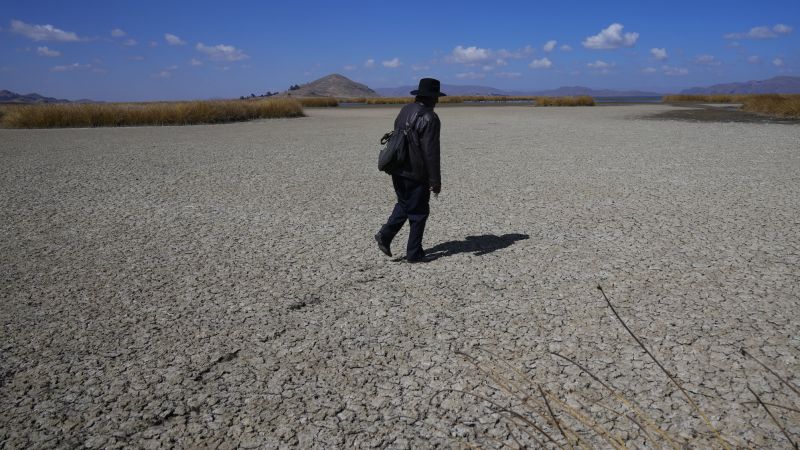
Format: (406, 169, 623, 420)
(662, 94, 800, 118)
(1, 98, 304, 128)
(535, 96, 595, 106)
(297, 97, 339, 107)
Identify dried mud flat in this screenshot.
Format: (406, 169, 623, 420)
(1, 104, 799, 448)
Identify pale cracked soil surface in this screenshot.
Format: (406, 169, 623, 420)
(1, 104, 799, 448)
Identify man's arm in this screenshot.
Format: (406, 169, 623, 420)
(420, 114, 441, 193)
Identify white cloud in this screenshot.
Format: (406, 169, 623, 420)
(582, 23, 639, 49)
(496, 72, 522, 79)
(529, 57, 552, 69)
(747, 55, 760, 64)
(364, 59, 375, 68)
(662, 65, 688, 76)
(411, 64, 430, 71)
(587, 60, 612, 69)
(693, 54, 721, 66)
(482, 65, 494, 71)
(496, 46, 534, 59)
(111, 28, 126, 38)
(165, 33, 186, 46)
(560, 44, 572, 52)
(122, 38, 137, 46)
(196, 43, 248, 61)
(650, 47, 667, 60)
(36, 46, 60, 57)
(10, 20, 82, 42)
(773, 57, 784, 67)
(456, 71, 485, 79)
(449, 45, 533, 67)
(128, 55, 145, 61)
(724, 24, 793, 39)
(149, 41, 159, 48)
(382, 57, 402, 68)
(642, 67, 657, 73)
(450, 45, 491, 64)
(50, 62, 91, 72)
(190, 58, 202, 66)
(543, 40, 557, 52)
(343, 64, 356, 71)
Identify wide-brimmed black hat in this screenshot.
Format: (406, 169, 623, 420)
(410, 78, 447, 97)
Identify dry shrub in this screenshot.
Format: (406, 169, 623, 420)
(365, 97, 414, 105)
(536, 96, 595, 106)
(740, 94, 800, 118)
(297, 97, 339, 107)
(439, 287, 800, 449)
(2, 98, 304, 128)
(663, 94, 800, 118)
(340, 97, 367, 103)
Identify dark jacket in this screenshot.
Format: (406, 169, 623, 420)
(392, 101, 441, 191)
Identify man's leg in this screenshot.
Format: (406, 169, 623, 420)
(404, 178, 431, 261)
(377, 175, 409, 246)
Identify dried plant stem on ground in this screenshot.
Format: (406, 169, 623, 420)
(748, 386, 798, 449)
(741, 349, 800, 398)
(596, 285, 733, 449)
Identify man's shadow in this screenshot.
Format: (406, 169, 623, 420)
(425, 233, 529, 260)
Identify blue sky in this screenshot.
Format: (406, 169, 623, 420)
(1, 0, 798, 101)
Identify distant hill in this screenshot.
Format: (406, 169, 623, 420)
(0, 90, 72, 104)
(681, 76, 800, 94)
(376, 84, 660, 97)
(280, 74, 379, 98)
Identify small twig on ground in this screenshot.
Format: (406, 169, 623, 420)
(539, 384, 573, 450)
(550, 351, 679, 449)
(429, 388, 560, 449)
(596, 285, 731, 450)
(741, 349, 800, 398)
(741, 401, 800, 414)
(748, 386, 798, 450)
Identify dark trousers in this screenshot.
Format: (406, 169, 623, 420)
(378, 175, 430, 260)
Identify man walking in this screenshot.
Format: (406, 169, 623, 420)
(375, 78, 444, 263)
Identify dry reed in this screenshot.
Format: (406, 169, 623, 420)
(535, 96, 595, 106)
(662, 94, 800, 118)
(438, 286, 800, 448)
(1, 98, 304, 128)
(297, 97, 339, 107)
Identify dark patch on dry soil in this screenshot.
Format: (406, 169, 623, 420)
(647, 104, 799, 125)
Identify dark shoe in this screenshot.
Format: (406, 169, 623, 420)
(406, 256, 432, 263)
(375, 234, 391, 257)
(406, 252, 431, 263)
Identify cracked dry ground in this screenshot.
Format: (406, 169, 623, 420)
(1, 105, 799, 449)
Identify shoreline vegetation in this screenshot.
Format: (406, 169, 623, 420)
(663, 94, 800, 119)
(334, 95, 595, 106)
(0, 98, 304, 129)
(1, 94, 798, 128)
